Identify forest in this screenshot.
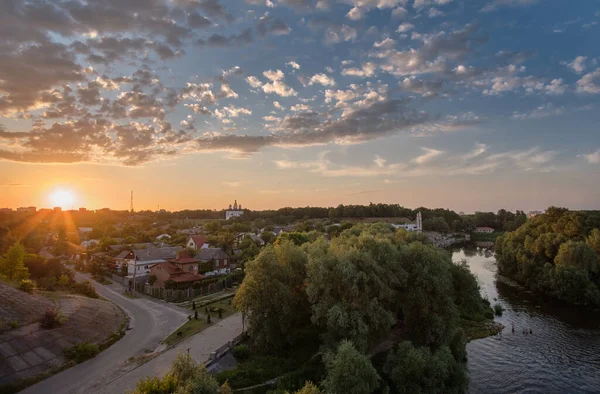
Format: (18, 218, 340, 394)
(495, 207, 600, 307)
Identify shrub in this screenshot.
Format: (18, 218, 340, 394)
(58, 274, 71, 287)
(232, 344, 250, 362)
(19, 279, 35, 293)
(10, 320, 19, 329)
(72, 281, 98, 298)
(493, 303, 504, 316)
(40, 307, 65, 329)
(64, 342, 100, 363)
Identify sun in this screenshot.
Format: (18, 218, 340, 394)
(49, 189, 76, 209)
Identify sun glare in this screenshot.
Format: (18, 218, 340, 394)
(49, 189, 76, 209)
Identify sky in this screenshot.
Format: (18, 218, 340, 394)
(0, 0, 599, 213)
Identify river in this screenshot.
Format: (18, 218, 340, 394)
(452, 244, 600, 394)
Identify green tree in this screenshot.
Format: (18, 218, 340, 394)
(233, 241, 310, 354)
(384, 341, 467, 394)
(322, 340, 380, 394)
(0, 243, 29, 281)
(306, 235, 405, 351)
(398, 242, 458, 348)
(586, 229, 600, 255)
(260, 231, 275, 244)
(292, 381, 322, 394)
(554, 241, 599, 274)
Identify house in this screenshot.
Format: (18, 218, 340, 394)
(149, 262, 205, 289)
(475, 227, 495, 233)
(167, 252, 201, 273)
(39, 247, 54, 259)
(527, 211, 543, 219)
(195, 248, 232, 276)
(235, 232, 265, 247)
(156, 233, 171, 241)
(391, 212, 423, 232)
(80, 239, 100, 249)
(117, 245, 183, 276)
(78, 227, 93, 240)
(17, 206, 36, 213)
(177, 227, 202, 235)
(186, 235, 208, 250)
(225, 200, 244, 220)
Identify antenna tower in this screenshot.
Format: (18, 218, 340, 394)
(130, 190, 134, 213)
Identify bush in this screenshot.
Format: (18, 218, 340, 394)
(72, 281, 98, 298)
(232, 344, 250, 362)
(40, 307, 65, 329)
(10, 320, 19, 329)
(493, 303, 504, 316)
(64, 342, 100, 363)
(19, 279, 34, 293)
(216, 356, 297, 389)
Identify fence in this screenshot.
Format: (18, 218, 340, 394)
(132, 280, 230, 302)
(206, 332, 245, 366)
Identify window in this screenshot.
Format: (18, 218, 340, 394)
(224, 259, 228, 266)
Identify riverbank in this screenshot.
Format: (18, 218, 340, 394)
(461, 319, 503, 341)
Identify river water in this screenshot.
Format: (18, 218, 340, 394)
(452, 244, 600, 394)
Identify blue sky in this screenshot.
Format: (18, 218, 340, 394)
(0, 0, 599, 212)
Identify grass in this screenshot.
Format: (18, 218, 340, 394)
(163, 298, 237, 346)
(163, 318, 208, 346)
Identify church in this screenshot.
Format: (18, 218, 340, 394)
(225, 200, 244, 220)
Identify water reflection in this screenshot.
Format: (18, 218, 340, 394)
(452, 244, 600, 394)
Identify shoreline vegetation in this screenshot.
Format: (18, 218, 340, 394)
(495, 207, 600, 308)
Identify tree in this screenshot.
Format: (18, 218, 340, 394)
(148, 275, 157, 287)
(233, 241, 310, 354)
(291, 382, 322, 394)
(398, 242, 458, 348)
(132, 352, 220, 394)
(306, 235, 405, 351)
(260, 231, 275, 244)
(383, 341, 467, 394)
(0, 243, 29, 281)
(322, 341, 380, 394)
(587, 229, 600, 255)
(554, 241, 599, 274)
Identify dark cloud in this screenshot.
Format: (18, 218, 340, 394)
(257, 15, 292, 36)
(195, 98, 429, 155)
(196, 28, 254, 47)
(187, 12, 213, 28)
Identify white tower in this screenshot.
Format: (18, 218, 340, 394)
(416, 211, 422, 232)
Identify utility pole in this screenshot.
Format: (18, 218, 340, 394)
(132, 254, 137, 295)
(130, 190, 134, 213)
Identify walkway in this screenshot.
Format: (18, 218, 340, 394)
(96, 313, 243, 394)
(19, 273, 189, 394)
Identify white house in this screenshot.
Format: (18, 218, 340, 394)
(475, 227, 494, 233)
(392, 212, 423, 232)
(225, 200, 244, 220)
(117, 246, 183, 276)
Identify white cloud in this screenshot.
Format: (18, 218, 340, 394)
(428, 7, 444, 17)
(568, 56, 587, 73)
(222, 181, 241, 187)
(481, 0, 539, 12)
(545, 78, 567, 95)
(263, 115, 280, 121)
(263, 69, 285, 81)
(346, 6, 364, 20)
(511, 104, 564, 120)
(324, 25, 358, 45)
(309, 73, 336, 87)
(576, 68, 600, 94)
(342, 62, 377, 77)
(463, 143, 489, 160)
(263, 80, 297, 96)
(273, 101, 284, 110)
(214, 105, 252, 118)
(584, 149, 600, 164)
(291, 103, 311, 111)
(373, 38, 396, 49)
(325, 89, 359, 103)
(374, 155, 386, 167)
(397, 23, 414, 33)
(413, 147, 443, 164)
(286, 61, 301, 70)
(246, 76, 263, 88)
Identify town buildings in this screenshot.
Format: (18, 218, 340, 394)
(474, 227, 495, 233)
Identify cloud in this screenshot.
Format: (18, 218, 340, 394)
(584, 149, 600, 164)
(576, 68, 600, 94)
(286, 61, 301, 69)
(545, 79, 567, 95)
(391, 6, 408, 18)
(273, 101, 284, 110)
(342, 62, 377, 77)
(222, 181, 241, 187)
(373, 38, 396, 49)
(291, 104, 311, 111)
(196, 28, 254, 47)
(346, 6, 365, 20)
(567, 56, 587, 73)
(257, 14, 292, 36)
(400, 77, 443, 97)
(463, 143, 489, 160)
(511, 104, 564, 119)
(397, 23, 414, 33)
(309, 73, 336, 87)
(324, 25, 358, 45)
(214, 106, 252, 118)
(413, 147, 443, 164)
(481, 0, 540, 12)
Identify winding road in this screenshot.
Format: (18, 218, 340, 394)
(20, 274, 189, 394)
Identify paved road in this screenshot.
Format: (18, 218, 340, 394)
(20, 274, 189, 394)
(97, 313, 243, 394)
